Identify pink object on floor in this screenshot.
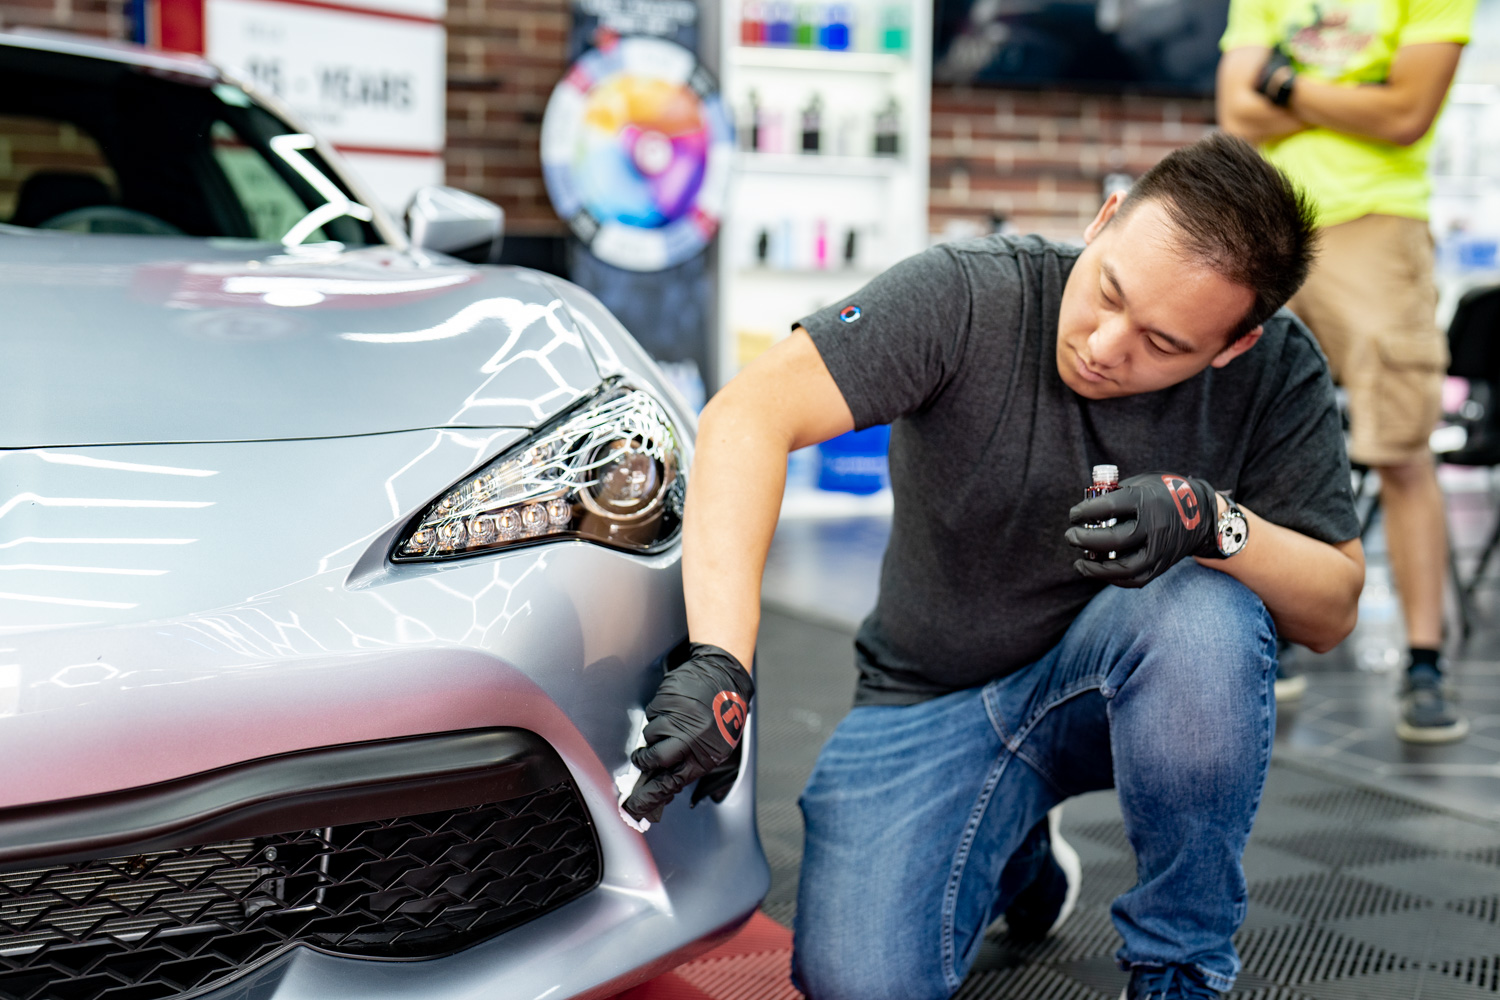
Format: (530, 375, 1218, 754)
(610, 912, 801, 1000)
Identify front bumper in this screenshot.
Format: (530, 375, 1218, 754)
(2, 434, 768, 1000)
(0, 726, 766, 1000)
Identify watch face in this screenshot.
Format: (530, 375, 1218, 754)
(1219, 513, 1249, 556)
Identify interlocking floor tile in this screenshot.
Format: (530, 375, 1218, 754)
(1250, 871, 1430, 923)
(744, 606, 1500, 1000)
(1242, 842, 1331, 885)
(1327, 906, 1500, 964)
(1355, 856, 1500, 903)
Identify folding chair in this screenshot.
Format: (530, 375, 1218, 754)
(1435, 284, 1500, 624)
(1343, 284, 1500, 643)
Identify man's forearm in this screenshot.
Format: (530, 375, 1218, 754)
(1287, 77, 1431, 146)
(1216, 47, 1309, 145)
(1284, 42, 1463, 146)
(1218, 85, 1308, 145)
(1196, 502, 1364, 652)
(680, 396, 791, 672)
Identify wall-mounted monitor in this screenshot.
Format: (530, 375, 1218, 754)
(933, 0, 1230, 96)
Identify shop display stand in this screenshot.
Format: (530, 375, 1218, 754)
(716, 1, 929, 516)
(716, 0, 931, 387)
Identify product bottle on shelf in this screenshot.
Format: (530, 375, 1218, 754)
(814, 218, 829, 269)
(776, 217, 795, 269)
(801, 94, 823, 154)
(767, 1, 794, 44)
(880, 3, 909, 52)
(741, 89, 761, 151)
(795, 3, 817, 46)
(821, 3, 852, 49)
(740, 0, 764, 44)
(760, 106, 783, 153)
(843, 227, 858, 268)
(874, 98, 900, 156)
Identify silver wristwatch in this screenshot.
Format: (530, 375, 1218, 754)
(1213, 494, 1249, 558)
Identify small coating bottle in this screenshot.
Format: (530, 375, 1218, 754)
(1084, 464, 1119, 560)
(1085, 464, 1119, 501)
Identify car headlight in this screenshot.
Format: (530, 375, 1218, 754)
(393, 384, 685, 561)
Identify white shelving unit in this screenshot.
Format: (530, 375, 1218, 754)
(715, 1, 931, 388)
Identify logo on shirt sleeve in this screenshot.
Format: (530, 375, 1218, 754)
(839, 305, 862, 324)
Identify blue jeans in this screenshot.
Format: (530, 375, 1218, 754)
(792, 561, 1278, 999)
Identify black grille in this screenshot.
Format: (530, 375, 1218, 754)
(0, 782, 600, 1000)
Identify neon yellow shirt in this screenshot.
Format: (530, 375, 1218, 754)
(1220, 0, 1475, 227)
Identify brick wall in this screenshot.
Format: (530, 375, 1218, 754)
(445, 0, 569, 237)
(930, 86, 1216, 242)
(0, 0, 128, 37)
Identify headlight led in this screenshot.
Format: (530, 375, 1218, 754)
(393, 385, 685, 561)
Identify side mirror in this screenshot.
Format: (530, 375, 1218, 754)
(406, 186, 504, 263)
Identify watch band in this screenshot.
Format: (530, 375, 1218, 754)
(1269, 70, 1297, 107)
(1214, 494, 1250, 559)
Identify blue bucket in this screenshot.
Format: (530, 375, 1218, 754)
(817, 425, 890, 495)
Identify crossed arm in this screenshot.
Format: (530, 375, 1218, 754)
(1217, 41, 1463, 147)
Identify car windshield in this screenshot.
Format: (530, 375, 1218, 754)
(0, 44, 379, 245)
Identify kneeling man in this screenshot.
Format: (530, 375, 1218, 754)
(625, 133, 1363, 1000)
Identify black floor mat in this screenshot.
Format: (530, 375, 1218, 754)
(755, 609, 1500, 999)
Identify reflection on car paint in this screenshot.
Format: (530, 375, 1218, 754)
(3, 240, 605, 446)
(267, 134, 375, 246)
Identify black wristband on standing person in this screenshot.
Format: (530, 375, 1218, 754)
(1256, 46, 1297, 106)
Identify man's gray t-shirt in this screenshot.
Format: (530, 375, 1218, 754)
(797, 234, 1361, 706)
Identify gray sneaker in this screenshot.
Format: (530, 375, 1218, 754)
(1397, 666, 1468, 744)
(1274, 641, 1306, 702)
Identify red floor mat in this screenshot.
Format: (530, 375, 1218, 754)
(611, 912, 800, 1000)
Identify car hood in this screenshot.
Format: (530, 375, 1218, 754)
(0, 230, 603, 447)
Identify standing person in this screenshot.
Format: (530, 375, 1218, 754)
(1217, 0, 1475, 742)
(623, 134, 1363, 1000)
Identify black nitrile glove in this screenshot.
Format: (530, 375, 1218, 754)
(1065, 472, 1219, 588)
(1256, 45, 1295, 104)
(623, 643, 755, 823)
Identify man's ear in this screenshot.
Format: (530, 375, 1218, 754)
(1210, 326, 1263, 368)
(1084, 191, 1127, 245)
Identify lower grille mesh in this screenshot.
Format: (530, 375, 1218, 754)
(0, 782, 600, 1000)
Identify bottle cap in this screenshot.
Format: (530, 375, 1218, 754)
(1091, 464, 1119, 485)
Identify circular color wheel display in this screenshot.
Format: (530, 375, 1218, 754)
(541, 36, 732, 272)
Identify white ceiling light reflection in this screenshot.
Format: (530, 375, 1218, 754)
(340, 298, 572, 345)
(49, 661, 121, 688)
(222, 274, 469, 300)
(0, 537, 196, 550)
(0, 565, 166, 576)
(262, 288, 326, 308)
(0, 592, 137, 609)
(0, 664, 17, 717)
(35, 453, 218, 477)
(0, 495, 213, 519)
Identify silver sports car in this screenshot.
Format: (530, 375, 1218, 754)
(0, 30, 767, 1000)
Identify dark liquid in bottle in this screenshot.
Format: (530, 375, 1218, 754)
(1084, 465, 1119, 560)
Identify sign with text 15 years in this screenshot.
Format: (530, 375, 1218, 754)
(205, 0, 446, 211)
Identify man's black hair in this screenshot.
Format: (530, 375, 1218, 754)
(1116, 131, 1319, 343)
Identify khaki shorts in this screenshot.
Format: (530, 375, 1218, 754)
(1287, 213, 1448, 467)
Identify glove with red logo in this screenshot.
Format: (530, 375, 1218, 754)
(623, 643, 755, 823)
(1065, 472, 1220, 588)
